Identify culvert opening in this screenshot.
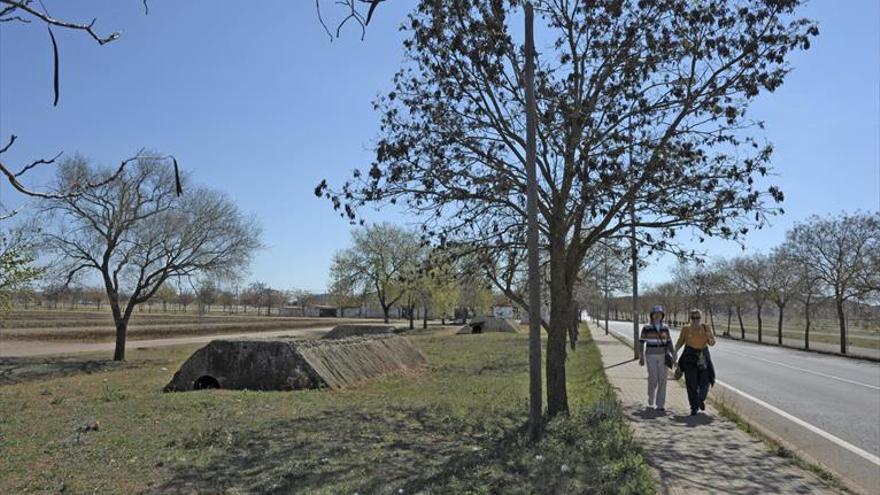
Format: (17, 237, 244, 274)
(193, 375, 220, 390)
(471, 323, 483, 334)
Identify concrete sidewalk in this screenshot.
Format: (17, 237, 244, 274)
(592, 329, 843, 494)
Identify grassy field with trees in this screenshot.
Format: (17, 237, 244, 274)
(0, 324, 654, 494)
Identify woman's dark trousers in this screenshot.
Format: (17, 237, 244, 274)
(683, 365, 711, 412)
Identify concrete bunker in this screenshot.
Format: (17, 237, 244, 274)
(457, 316, 520, 335)
(322, 324, 398, 339)
(163, 334, 427, 392)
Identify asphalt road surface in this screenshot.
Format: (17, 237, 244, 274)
(599, 319, 880, 493)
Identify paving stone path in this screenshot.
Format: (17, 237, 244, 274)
(592, 328, 844, 494)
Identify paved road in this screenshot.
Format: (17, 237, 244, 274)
(598, 319, 880, 493)
(0, 327, 334, 358)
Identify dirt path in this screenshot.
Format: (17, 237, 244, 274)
(0, 327, 334, 358)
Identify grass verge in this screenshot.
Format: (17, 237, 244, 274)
(0, 326, 653, 494)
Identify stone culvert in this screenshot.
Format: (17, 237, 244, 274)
(163, 334, 428, 392)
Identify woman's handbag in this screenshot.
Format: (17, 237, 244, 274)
(664, 350, 675, 369)
(659, 330, 674, 369)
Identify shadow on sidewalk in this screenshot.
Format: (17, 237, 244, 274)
(603, 358, 637, 371)
(631, 407, 666, 420)
(671, 413, 714, 427)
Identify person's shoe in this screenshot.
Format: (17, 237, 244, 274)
(656, 407, 665, 413)
(690, 409, 698, 416)
(700, 401, 706, 411)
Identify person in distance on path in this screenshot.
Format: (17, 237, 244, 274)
(675, 309, 716, 416)
(639, 305, 674, 412)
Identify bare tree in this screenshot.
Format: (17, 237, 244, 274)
(319, 0, 817, 415)
(176, 288, 195, 313)
(196, 279, 219, 316)
(766, 247, 799, 345)
(779, 240, 823, 350)
(673, 260, 723, 328)
(582, 242, 630, 334)
(786, 212, 880, 354)
(715, 258, 749, 338)
(732, 253, 771, 342)
(41, 156, 261, 360)
(329, 223, 421, 323)
(315, 0, 385, 41)
(155, 283, 177, 312)
(0, 2, 181, 206)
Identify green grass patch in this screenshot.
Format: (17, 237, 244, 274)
(0, 326, 653, 494)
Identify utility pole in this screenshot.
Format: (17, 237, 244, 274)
(524, 1, 542, 442)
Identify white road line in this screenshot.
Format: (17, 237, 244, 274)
(721, 348, 880, 391)
(716, 379, 880, 467)
(603, 321, 880, 466)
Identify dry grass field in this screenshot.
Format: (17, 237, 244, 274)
(1, 309, 395, 342)
(0, 325, 654, 494)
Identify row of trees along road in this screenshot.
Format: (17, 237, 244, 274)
(329, 222, 491, 328)
(612, 212, 879, 355)
(317, 1, 818, 415)
(11, 280, 317, 316)
(39, 157, 262, 360)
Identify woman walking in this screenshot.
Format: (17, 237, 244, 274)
(639, 305, 674, 412)
(675, 309, 716, 415)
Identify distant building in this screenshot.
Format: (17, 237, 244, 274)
(492, 305, 516, 319)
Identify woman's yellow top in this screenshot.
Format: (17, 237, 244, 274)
(675, 324, 716, 351)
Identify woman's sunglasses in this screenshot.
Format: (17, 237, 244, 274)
(690, 315, 701, 320)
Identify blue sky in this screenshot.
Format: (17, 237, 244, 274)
(1, 1, 878, 292)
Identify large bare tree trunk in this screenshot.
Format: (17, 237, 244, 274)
(756, 303, 763, 342)
(726, 307, 732, 337)
(109, 300, 131, 361)
(835, 296, 847, 354)
(736, 305, 745, 339)
(546, 318, 569, 416)
(776, 303, 785, 345)
(804, 300, 811, 351)
(546, 253, 570, 417)
(113, 319, 128, 361)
